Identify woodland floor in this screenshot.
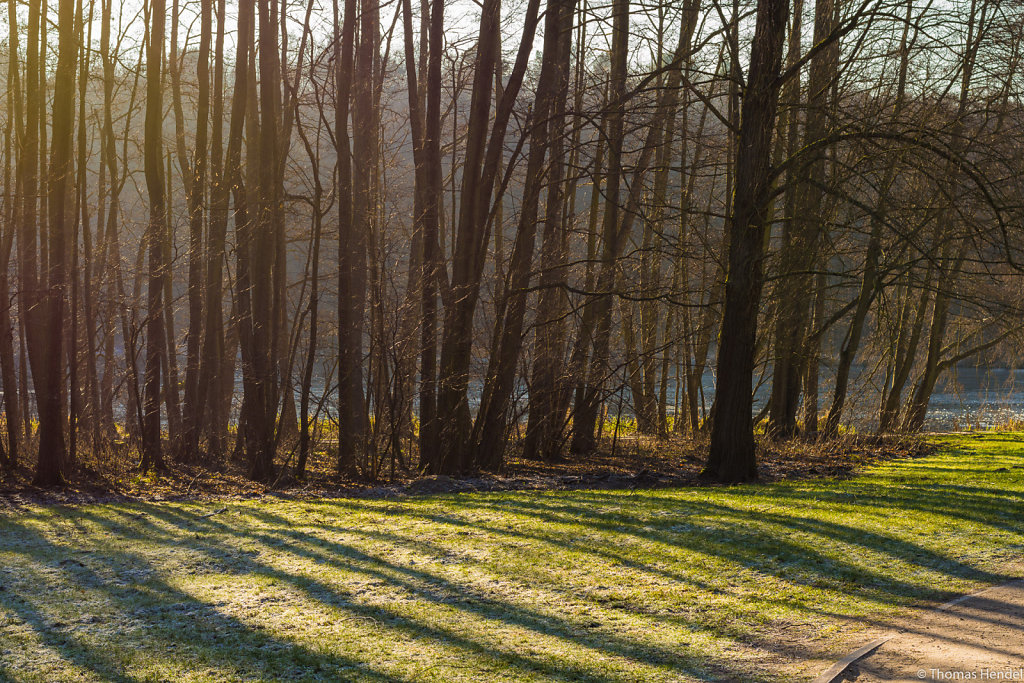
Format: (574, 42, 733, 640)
(0, 433, 1021, 681)
(0, 430, 931, 505)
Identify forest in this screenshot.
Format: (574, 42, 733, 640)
(3, 0, 1024, 677)
(0, 0, 1023, 490)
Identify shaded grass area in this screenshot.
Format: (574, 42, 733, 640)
(0, 433, 1022, 681)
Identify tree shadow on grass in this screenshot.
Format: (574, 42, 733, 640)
(367, 477, 1023, 656)
(0, 515, 405, 682)
(451, 491, 1009, 590)
(1, 448, 1021, 682)
(456, 491, 1024, 646)
(114, 484, 1017, 675)
(0, 502, 737, 683)
(126, 503, 741, 682)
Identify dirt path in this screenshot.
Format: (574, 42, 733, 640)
(833, 580, 1024, 682)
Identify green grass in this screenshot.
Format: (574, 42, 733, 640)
(1, 433, 1023, 682)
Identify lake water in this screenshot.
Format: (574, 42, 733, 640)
(915, 367, 1024, 431)
(739, 366, 1024, 432)
(26, 366, 1023, 434)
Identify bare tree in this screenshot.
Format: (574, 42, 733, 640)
(704, 0, 789, 482)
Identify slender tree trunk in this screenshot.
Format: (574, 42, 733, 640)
(333, 0, 356, 474)
(569, 0, 629, 455)
(31, 0, 78, 484)
(201, 0, 231, 462)
(74, 0, 101, 457)
(877, 263, 932, 433)
(572, 0, 697, 451)
(898, 0, 985, 433)
(96, 0, 123, 440)
(564, 104, 606, 453)
(434, 0, 542, 472)
(162, 153, 182, 448)
(802, 271, 826, 433)
(142, 0, 168, 473)
(471, 0, 576, 469)
(296, 156, 322, 477)
(337, 0, 379, 473)
(522, 0, 586, 461)
(181, 0, 213, 461)
(768, 0, 835, 436)
(822, 0, 914, 436)
(246, 0, 284, 482)
(18, 0, 42, 471)
(418, 0, 444, 472)
(2, 0, 24, 468)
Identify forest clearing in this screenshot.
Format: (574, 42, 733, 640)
(1, 433, 1022, 681)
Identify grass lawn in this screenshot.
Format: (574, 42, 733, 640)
(1, 433, 1023, 682)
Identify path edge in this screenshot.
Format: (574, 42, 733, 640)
(812, 636, 892, 683)
(811, 577, 1024, 683)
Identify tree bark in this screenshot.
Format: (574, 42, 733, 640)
(142, 0, 168, 474)
(201, 0, 232, 462)
(434, 0, 542, 473)
(333, 0, 356, 474)
(703, 0, 789, 483)
(471, 0, 576, 469)
(181, 0, 213, 461)
(768, 0, 835, 437)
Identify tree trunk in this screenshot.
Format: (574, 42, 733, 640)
(434, 0, 542, 473)
(333, 0, 356, 474)
(181, 0, 213, 461)
(768, 0, 835, 437)
(247, 0, 284, 482)
(418, 0, 445, 472)
(337, 0, 378, 473)
(33, 0, 78, 484)
(521, 0, 588, 461)
(703, 0, 789, 483)
(2, 0, 24, 469)
(569, 0, 628, 455)
(141, 0, 168, 474)
(471, 0, 576, 469)
(201, 0, 232, 462)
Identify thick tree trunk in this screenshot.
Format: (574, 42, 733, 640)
(703, 0, 789, 483)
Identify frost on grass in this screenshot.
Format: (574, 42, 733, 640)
(0, 434, 1023, 682)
